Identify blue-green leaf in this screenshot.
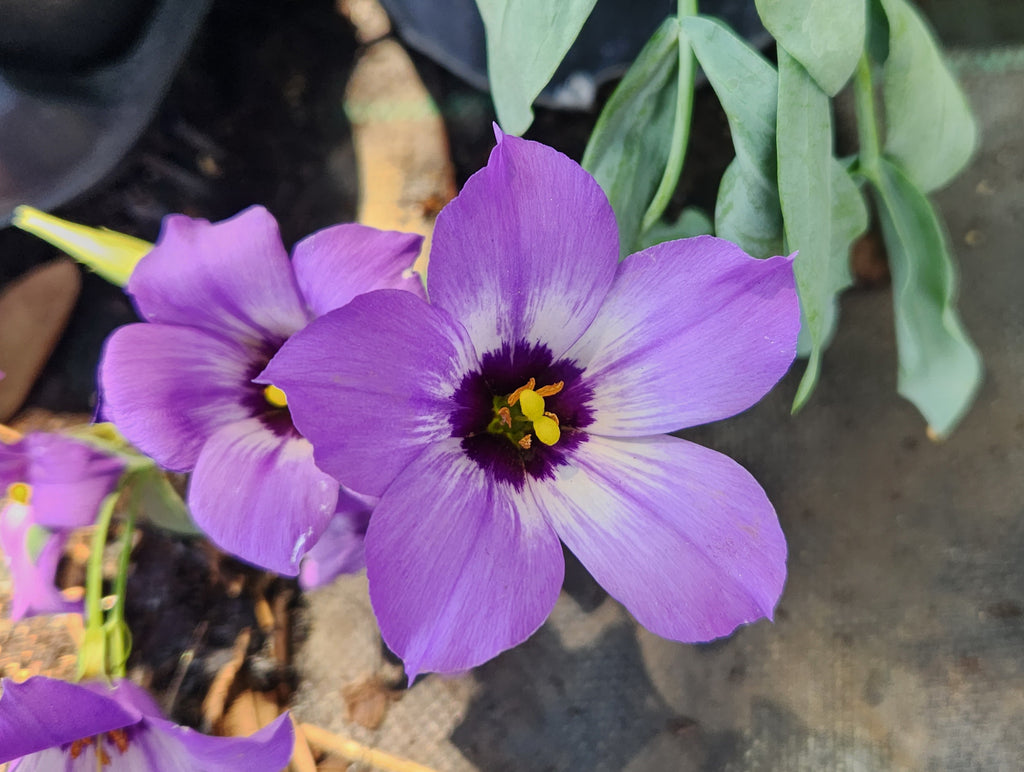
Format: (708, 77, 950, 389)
(128, 467, 199, 536)
(476, 0, 598, 135)
(714, 158, 784, 258)
(582, 18, 680, 257)
(777, 50, 868, 410)
(682, 15, 778, 186)
(872, 158, 982, 436)
(637, 207, 713, 250)
(879, 0, 977, 192)
(755, 0, 865, 95)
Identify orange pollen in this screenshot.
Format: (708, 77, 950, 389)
(108, 728, 130, 754)
(535, 381, 564, 398)
(97, 745, 111, 765)
(70, 738, 92, 759)
(544, 411, 560, 426)
(518, 435, 533, 449)
(497, 406, 512, 427)
(507, 378, 536, 406)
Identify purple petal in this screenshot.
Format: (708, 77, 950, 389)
(0, 443, 25, 490)
(299, 489, 375, 590)
(428, 130, 618, 357)
(0, 677, 140, 764)
(366, 439, 564, 678)
(566, 237, 800, 434)
(261, 289, 479, 497)
(188, 419, 338, 576)
(127, 207, 308, 346)
(100, 324, 258, 472)
(142, 712, 294, 772)
(292, 223, 424, 318)
(535, 434, 786, 642)
(18, 434, 124, 529)
(0, 503, 81, 621)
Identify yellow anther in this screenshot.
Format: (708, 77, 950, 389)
(543, 411, 559, 426)
(532, 415, 561, 446)
(518, 389, 545, 421)
(6, 482, 31, 505)
(263, 384, 288, 408)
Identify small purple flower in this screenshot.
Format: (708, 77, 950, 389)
(0, 432, 125, 531)
(265, 131, 801, 677)
(299, 488, 374, 591)
(0, 498, 80, 620)
(0, 675, 294, 770)
(1, 433, 125, 620)
(99, 207, 422, 575)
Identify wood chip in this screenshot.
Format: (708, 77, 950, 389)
(0, 260, 81, 421)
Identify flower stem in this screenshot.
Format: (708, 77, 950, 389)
(105, 505, 136, 677)
(77, 491, 120, 681)
(853, 52, 882, 180)
(640, 0, 698, 233)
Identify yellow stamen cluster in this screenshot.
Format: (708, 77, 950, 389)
(507, 378, 563, 447)
(263, 384, 288, 408)
(6, 482, 31, 505)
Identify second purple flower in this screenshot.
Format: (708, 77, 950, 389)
(99, 207, 422, 574)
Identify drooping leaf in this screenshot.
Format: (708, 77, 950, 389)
(582, 18, 680, 257)
(637, 207, 713, 251)
(755, 0, 865, 95)
(777, 50, 868, 410)
(682, 15, 784, 256)
(127, 466, 199, 536)
(879, 0, 977, 192)
(872, 158, 982, 436)
(641, 0, 698, 233)
(714, 159, 784, 258)
(682, 15, 779, 186)
(476, 0, 598, 135)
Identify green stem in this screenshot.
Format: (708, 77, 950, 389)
(853, 52, 882, 179)
(105, 506, 136, 677)
(77, 491, 120, 681)
(84, 493, 118, 633)
(640, 0, 697, 233)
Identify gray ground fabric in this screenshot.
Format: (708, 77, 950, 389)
(293, 59, 1024, 771)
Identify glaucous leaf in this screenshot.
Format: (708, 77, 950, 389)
(714, 158, 784, 259)
(755, 0, 865, 95)
(582, 18, 680, 257)
(127, 466, 199, 536)
(476, 0, 598, 135)
(637, 207, 713, 251)
(777, 50, 867, 410)
(879, 0, 977, 192)
(682, 15, 778, 185)
(872, 158, 981, 436)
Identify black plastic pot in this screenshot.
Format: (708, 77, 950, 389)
(379, 0, 769, 110)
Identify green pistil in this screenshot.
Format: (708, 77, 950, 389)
(486, 395, 535, 448)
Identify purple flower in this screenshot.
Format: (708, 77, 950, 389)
(0, 432, 125, 531)
(1, 433, 125, 620)
(99, 207, 423, 575)
(0, 675, 294, 770)
(263, 131, 801, 677)
(0, 498, 80, 620)
(299, 488, 374, 591)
